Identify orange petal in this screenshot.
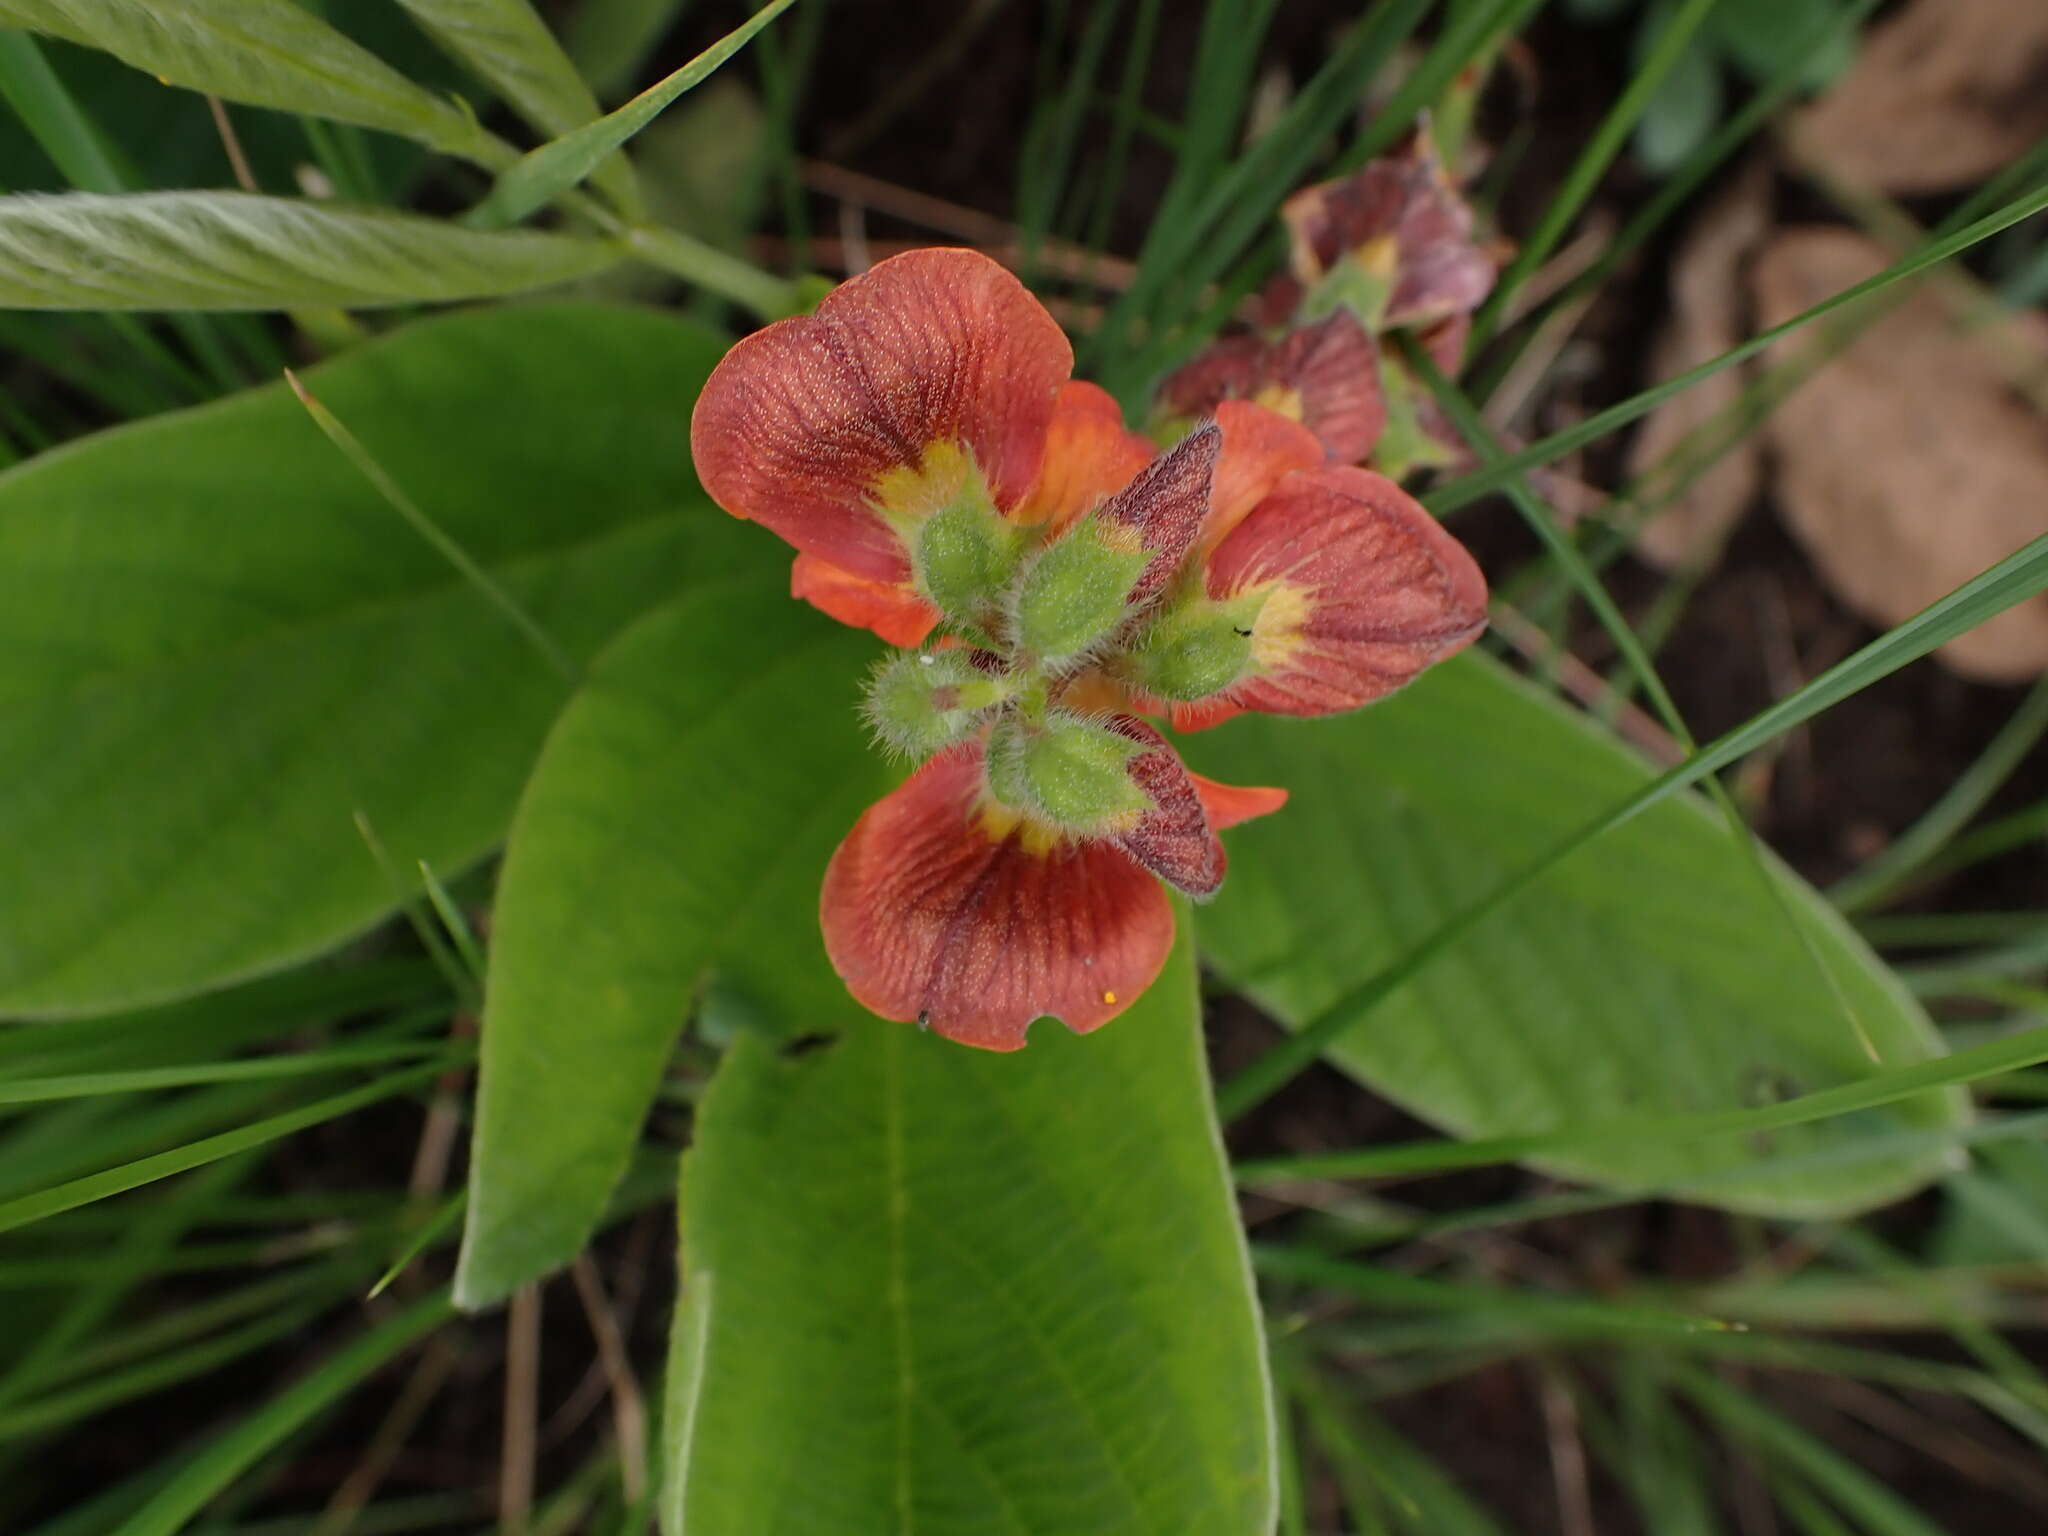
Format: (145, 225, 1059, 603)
(1158, 310, 1386, 465)
(1014, 380, 1155, 531)
(1191, 774, 1288, 829)
(1108, 717, 1229, 896)
(1207, 465, 1488, 717)
(690, 248, 1073, 583)
(820, 747, 1175, 1050)
(1206, 400, 1323, 549)
(789, 554, 940, 646)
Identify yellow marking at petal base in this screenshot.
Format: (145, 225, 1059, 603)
(869, 440, 985, 527)
(977, 794, 1143, 849)
(1351, 233, 1400, 282)
(1102, 990, 1117, 1005)
(1251, 383, 1305, 423)
(1097, 518, 1147, 556)
(1249, 582, 1314, 671)
(976, 798, 1063, 856)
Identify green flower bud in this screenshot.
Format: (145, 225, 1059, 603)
(911, 480, 1026, 628)
(862, 650, 1007, 760)
(985, 711, 1152, 834)
(1010, 513, 1152, 667)
(1124, 588, 1269, 701)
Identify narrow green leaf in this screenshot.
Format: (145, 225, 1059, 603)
(1470, 0, 1721, 350)
(663, 923, 1277, 1534)
(109, 1289, 455, 1536)
(0, 191, 621, 310)
(1431, 180, 2048, 514)
(0, 1058, 453, 1232)
(0, 0, 493, 160)
(1191, 649, 1964, 1213)
(0, 303, 755, 1016)
(1235, 1029, 2048, 1186)
(394, 0, 642, 215)
(0, 1041, 452, 1104)
(469, 0, 795, 228)
(455, 582, 891, 1307)
(566, 0, 690, 99)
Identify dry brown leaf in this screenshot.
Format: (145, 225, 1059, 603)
(1630, 159, 1772, 571)
(1792, 0, 2048, 194)
(1752, 228, 2048, 683)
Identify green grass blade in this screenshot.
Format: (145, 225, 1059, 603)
(1428, 179, 2048, 516)
(1465, 0, 1721, 354)
(1472, 0, 1886, 401)
(286, 369, 577, 682)
(1830, 673, 2048, 912)
(467, 0, 795, 227)
(1679, 1366, 1948, 1536)
(107, 1288, 455, 1536)
(0, 1041, 453, 1105)
(1257, 1246, 1740, 1339)
(1237, 1036, 2048, 1183)
(0, 1057, 459, 1233)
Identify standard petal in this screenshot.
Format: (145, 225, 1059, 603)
(1206, 400, 1324, 549)
(789, 554, 940, 646)
(820, 747, 1175, 1050)
(690, 248, 1073, 582)
(1158, 311, 1386, 465)
(1013, 380, 1155, 531)
(1205, 464, 1488, 717)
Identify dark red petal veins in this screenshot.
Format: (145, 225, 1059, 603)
(1159, 312, 1385, 467)
(1105, 717, 1229, 897)
(690, 248, 1073, 582)
(1097, 422, 1222, 603)
(1268, 310, 1387, 463)
(1207, 464, 1489, 717)
(820, 747, 1175, 1050)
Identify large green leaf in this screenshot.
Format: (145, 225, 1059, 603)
(1186, 650, 1966, 1216)
(456, 583, 892, 1307)
(664, 926, 1276, 1535)
(0, 0, 490, 158)
(0, 192, 620, 310)
(0, 302, 755, 1016)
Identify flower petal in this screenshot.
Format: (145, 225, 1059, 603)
(820, 746, 1175, 1050)
(1106, 717, 1228, 896)
(1191, 774, 1288, 829)
(690, 248, 1073, 582)
(789, 554, 940, 646)
(1207, 400, 1324, 549)
(1013, 380, 1155, 531)
(1206, 464, 1488, 716)
(1098, 421, 1221, 603)
(1158, 310, 1386, 465)
(1282, 126, 1496, 330)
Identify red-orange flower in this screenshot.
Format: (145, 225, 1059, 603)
(690, 247, 1485, 1049)
(1281, 125, 1497, 332)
